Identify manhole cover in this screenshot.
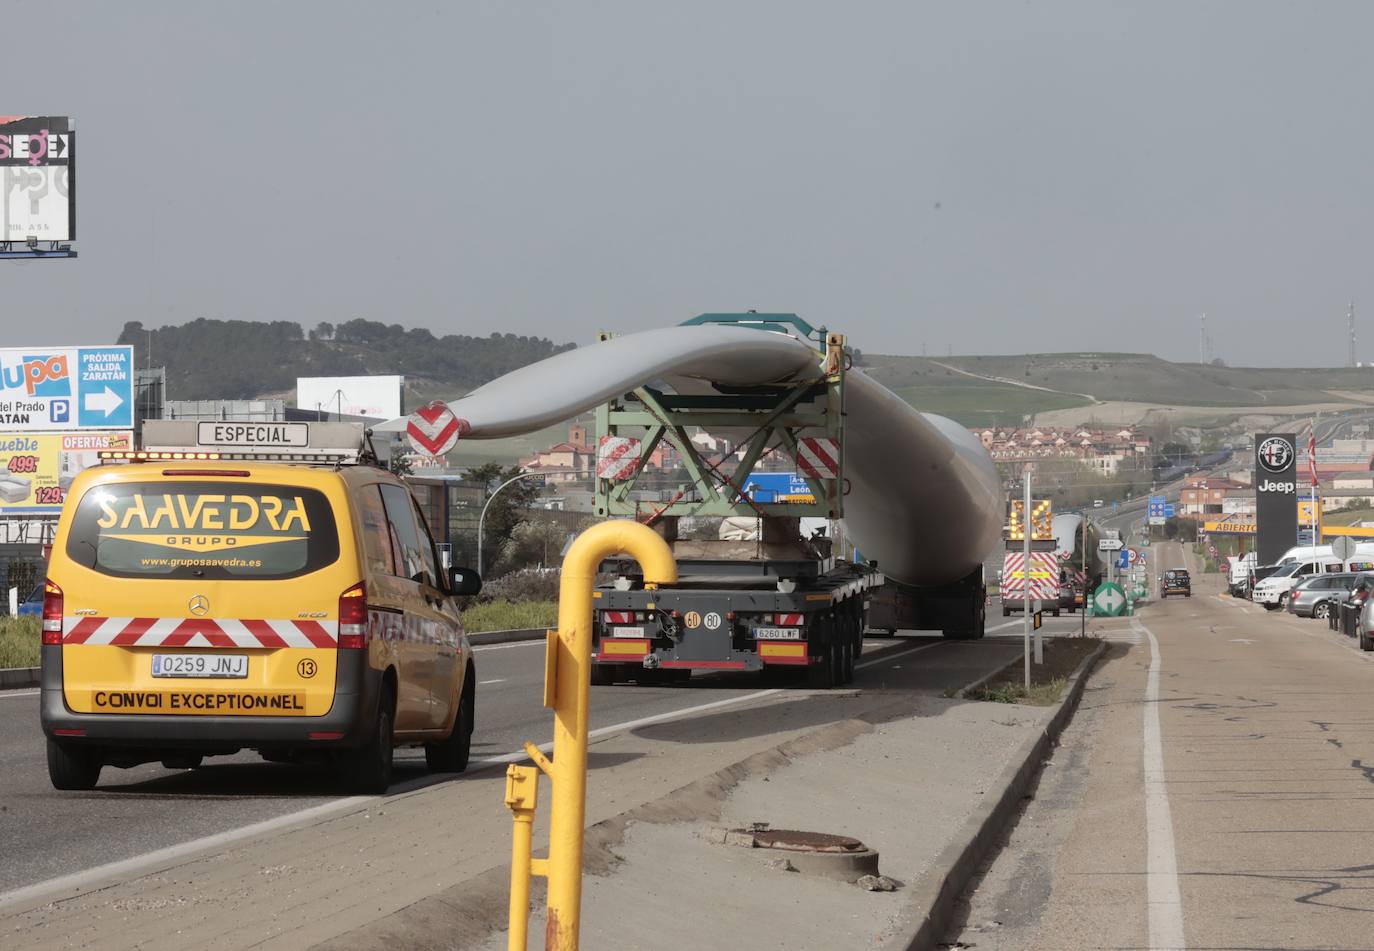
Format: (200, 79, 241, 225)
(746, 829, 867, 853)
(723, 827, 882, 883)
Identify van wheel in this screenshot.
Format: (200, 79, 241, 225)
(47, 739, 102, 791)
(426, 676, 474, 774)
(342, 682, 395, 794)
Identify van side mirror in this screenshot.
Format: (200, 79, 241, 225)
(449, 566, 482, 596)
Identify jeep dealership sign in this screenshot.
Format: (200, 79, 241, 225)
(1255, 433, 1297, 564)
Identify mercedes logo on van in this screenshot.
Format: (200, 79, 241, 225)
(1257, 437, 1294, 474)
(188, 595, 210, 617)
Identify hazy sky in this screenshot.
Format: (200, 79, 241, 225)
(5, 2, 1373, 367)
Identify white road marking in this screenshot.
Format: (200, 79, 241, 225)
(855, 641, 944, 671)
(478, 678, 506, 685)
(0, 633, 982, 912)
(0, 689, 38, 700)
(1135, 617, 1186, 950)
(471, 639, 543, 652)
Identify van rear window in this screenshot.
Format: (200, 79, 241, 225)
(66, 481, 339, 579)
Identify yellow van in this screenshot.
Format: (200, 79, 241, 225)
(40, 455, 480, 793)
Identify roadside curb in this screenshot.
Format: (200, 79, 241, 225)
(885, 638, 1109, 951)
(0, 666, 38, 688)
(468, 627, 545, 646)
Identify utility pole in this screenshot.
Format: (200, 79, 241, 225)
(1081, 516, 1088, 638)
(1349, 301, 1357, 368)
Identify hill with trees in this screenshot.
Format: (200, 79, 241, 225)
(118, 318, 575, 402)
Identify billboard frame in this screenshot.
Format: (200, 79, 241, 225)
(1, 116, 76, 258)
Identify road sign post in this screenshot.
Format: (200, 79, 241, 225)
(1024, 468, 1034, 686)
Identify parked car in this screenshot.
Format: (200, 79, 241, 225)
(1247, 564, 1286, 599)
(11, 582, 44, 617)
(1288, 573, 1364, 620)
(1356, 589, 1374, 651)
(1252, 558, 1344, 610)
(1346, 577, 1374, 638)
(1160, 569, 1191, 598)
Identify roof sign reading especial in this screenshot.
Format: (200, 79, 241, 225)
(197, 421, 310, 448)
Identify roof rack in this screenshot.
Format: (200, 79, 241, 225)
(99, 450, 354, 465)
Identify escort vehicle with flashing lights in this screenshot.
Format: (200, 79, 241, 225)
(39, 423, 481, 793)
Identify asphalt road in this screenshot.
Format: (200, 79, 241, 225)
(0, 621, 1071, 898)
(954, 543, 1374, 950)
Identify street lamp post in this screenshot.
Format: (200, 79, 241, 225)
(477, 470, 551, 578)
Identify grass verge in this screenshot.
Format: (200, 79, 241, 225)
(965, 636, 1100, 706)
(0, 617, 40, 669)
(462, 600, 558, 634)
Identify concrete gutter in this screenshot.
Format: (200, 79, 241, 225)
(467, 627, 546, 646)
(886, 638, 1109, 951)
(0, 666, 39, 689)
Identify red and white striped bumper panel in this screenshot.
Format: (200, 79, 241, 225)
(61, 617, 338, 649)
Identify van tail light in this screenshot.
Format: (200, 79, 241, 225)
(338, 582, 369, 649)
(42, 580, 63, 645)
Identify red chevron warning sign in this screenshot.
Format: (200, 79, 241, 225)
(795, 437, 840, 480)
(406, 401, 468, 456)
(597, 435, 641, 480)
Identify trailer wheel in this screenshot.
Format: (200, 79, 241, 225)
(807, 627, 836, 690)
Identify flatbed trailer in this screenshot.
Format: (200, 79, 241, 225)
(586, 314, 987, 688)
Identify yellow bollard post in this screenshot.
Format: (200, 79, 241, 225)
(504, 764, 539, 951)
(524, 519, 675, 951)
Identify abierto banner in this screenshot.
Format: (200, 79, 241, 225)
(0, 431, 131, 513)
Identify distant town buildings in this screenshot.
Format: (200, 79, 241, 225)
(1179, 477, 1250, 520)
(973, 426, 1153, 476)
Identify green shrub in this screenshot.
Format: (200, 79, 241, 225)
(462, 600, 558, 634)
(0, 617, 40, 669)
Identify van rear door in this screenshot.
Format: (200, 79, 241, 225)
(57, 475, 348, 718)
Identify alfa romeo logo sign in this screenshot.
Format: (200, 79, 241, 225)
(1257, 436, 1293, 473)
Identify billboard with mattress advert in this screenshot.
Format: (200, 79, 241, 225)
(0, 431, 132, 513)
(0, 345, 134, 430)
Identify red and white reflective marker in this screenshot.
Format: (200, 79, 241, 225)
(597, 435, 641, 481)
(407, 401, 468, 457)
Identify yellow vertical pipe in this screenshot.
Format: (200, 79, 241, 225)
(543, 520, 675, 950)
(505, 764, 539, 951)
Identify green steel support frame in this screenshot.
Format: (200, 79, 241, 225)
(593, 319, 848, 521)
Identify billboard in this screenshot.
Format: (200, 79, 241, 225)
(296, 375, 404, 420)
(0, 345, 135, 431)
(1255, 433, 1297, 564)
(1, 116, 74, 242)
(0, 431, 131, 513)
